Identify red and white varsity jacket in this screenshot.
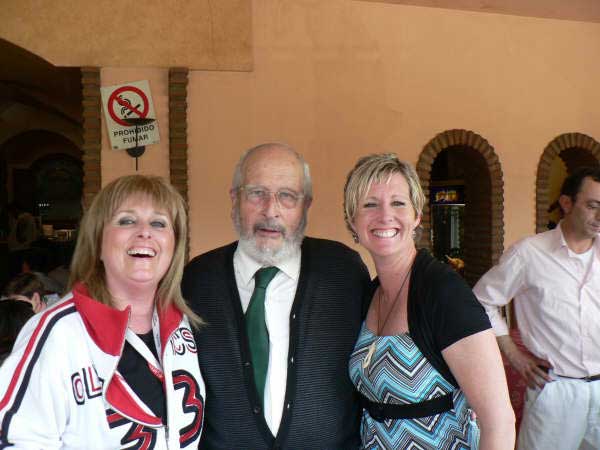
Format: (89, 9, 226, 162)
(0, 284, 204, 449)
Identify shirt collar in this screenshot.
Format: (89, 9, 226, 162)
(553, 221, 569, 252)
(234, 243, 301, 286)
(553, 221, 600, 255)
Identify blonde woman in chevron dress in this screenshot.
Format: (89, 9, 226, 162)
(343, 154, 515, 449)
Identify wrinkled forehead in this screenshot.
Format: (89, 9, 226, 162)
(242, 148, 304, 190)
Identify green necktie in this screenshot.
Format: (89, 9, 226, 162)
(246, 266, 279, 406)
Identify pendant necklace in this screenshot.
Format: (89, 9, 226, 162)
(363, 256, 414, 369)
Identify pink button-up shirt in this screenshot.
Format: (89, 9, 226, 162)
(474, 224, 600, 379)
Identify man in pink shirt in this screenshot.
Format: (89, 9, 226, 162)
(474, 167, 600, 450)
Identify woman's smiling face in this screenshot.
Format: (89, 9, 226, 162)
(101, 195, 175, 296)
(351, 173, 420, 261)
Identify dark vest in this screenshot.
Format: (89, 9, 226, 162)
(182, 237, 370, 450)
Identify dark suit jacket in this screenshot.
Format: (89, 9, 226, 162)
(182, 237, 370, 450)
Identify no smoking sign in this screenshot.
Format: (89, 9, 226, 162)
(101, 80, 160, 150)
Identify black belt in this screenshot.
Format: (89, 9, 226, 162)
(559, 374, 600, 382)
(539, 366, 600, 382)
(359, 392, 454, 422)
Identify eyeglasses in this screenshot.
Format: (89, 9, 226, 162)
(239, 186, 304, 209)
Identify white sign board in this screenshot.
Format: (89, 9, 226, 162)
(100, 80, 160, 150)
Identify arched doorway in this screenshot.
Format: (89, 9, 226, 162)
(0, 38, 89, 288)
(2, 130, 83, 227)
(1, 130, 83, 283)
(536, 132, 600, 233)
(416, 129, 504, 286)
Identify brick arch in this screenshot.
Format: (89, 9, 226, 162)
(416, 129, 504, 286)
(536, 132, 600, 233)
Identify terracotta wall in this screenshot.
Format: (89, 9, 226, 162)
(1, 0, 252, 70)
(4, 0, 600, 272)
(186, 0, 600, 264)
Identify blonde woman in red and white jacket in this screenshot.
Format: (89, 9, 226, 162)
(0, 175, 205, 449)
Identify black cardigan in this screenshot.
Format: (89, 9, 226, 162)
(371, 249, 491, 388)
(182, 237, 371, 450)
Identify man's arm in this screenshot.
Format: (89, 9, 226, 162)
(497, 335, 552, 388)
(473, 244, 552, 388)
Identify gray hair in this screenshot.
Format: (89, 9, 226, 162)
(343, 153, 425, 240)
(231, 142, 313, 201)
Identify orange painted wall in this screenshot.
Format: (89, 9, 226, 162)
(1, 0, 252, 70)
(187, 0, 600, 265)
(5, 0, 600, 269)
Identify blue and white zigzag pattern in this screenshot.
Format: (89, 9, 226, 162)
(349, 325, 478, 450)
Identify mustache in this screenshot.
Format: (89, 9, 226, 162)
(253, 219, 286, 235)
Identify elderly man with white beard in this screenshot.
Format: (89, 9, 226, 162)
(182, 143, 371, 450)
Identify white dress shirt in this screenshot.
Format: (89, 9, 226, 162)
(473, 223, 600, 378)
(234, 246, 300, 435)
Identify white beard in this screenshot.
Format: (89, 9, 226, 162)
(237, 234, 301, 266)
(233, 208, 306, 266)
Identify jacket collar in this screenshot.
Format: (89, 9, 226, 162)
(72, 283, 184, 427)
(72, 283, 183, 357)
(157, 301, 183, 359)
(72, 283, 129, 356)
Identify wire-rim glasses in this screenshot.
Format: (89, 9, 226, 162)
(238, 185, 304, 209)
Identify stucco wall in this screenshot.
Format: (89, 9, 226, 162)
(5, 0, 600, 269)
(186, 0, 600, 263)
(1, 0, 252, 70)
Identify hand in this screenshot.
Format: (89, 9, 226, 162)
(497, 335, 552, 389)
(507, 349, 552, 389)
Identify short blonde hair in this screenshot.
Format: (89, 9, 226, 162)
(68, 175, 201, 327)
(343, 153, 425, 239)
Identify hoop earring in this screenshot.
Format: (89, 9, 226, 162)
(352, 231, 359, 243)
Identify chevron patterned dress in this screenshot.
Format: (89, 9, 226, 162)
(349, 324, 479, 449)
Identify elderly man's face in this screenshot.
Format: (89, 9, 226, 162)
(232, 147, 309, 263)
